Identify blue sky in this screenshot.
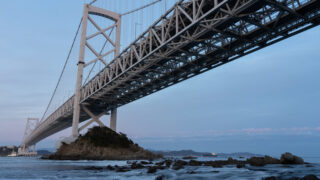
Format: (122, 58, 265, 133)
(0, 0, 319, 157)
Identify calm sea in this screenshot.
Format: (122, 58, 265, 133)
(0, 156, 319, 180)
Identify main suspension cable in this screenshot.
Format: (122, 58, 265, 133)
(121, 0, 161, 16)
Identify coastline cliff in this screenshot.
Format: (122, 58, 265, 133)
(43, 126, 162, 160)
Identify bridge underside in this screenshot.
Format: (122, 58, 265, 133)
(23, 0, 320, 146)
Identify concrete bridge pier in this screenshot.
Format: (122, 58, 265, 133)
(18, 145, 37, 157)
(110, 108, 117, 131)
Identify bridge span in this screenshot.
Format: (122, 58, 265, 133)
(21, 0, 320, 151)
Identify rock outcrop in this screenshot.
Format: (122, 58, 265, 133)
(280, 152, 304, 164)
(43, 126, 162, 160)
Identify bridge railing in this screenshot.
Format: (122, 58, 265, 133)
(22, 96, 74, 146)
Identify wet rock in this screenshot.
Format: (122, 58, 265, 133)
(236, 164, 245, 168)
(247, 156, 280, 166)
(116, 167, 130, 172)
(247, 157, 266, 166)
(302, 174, 319, 180)
(106, 165, 115, 170)
(280, 152, 304, 164)
(264, 155, 281, 164)
(164, 159, 172, 167)
(204, 161, 225, 168)
(84, 166, 103, 170)
(211, 164, 223, 168)
(155, 175, 164, 180)
(157, 165, 167, 170)
(174, 160, 188, 166)
(172, 160, 187, 170)
(147, 166, 157, 173)
(141, 160, 152, 165)
(188, 171, 196, 174)
(126, 160, 136, 164)
(306, 164, 314, 167)
(189, 160, 203, 166)
(131, 162, 144, 169)
(155, 161, 165, 166)
(263, 176, 277, 180)
(182, 156, 197, 160)
(172, 165, 183, 170)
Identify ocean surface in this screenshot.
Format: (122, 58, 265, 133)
(0, 156, 319, 180)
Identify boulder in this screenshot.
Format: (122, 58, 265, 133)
(147, 166, 157, 173)
(302, 174, 319, 180)
(155, 175, 164, 180)
(280, 152, 304, 164)
(247, 157, 267, 166)
(189, 160, 203, 166)
(130, 162, 144, 169)
(172, 160, 188, 170)
(116, 167, 130, 172)
(247, 156, 280, 166)
(263, 176, 277, 180)
(164, 160, 173, 167)
(106, 165, 115, 170)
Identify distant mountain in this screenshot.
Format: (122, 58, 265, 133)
(217, 152, 263, 158)
(37, 150, 52, 155)
(150, 149, 263, 158)
(150, 149, 211, 156)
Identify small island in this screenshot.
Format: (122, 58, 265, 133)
(0, 146, 18, 156)
(43, 126, 162, 160)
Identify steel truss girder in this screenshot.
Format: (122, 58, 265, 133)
(24, 0, 320, 146)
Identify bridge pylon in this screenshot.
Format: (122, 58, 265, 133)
(72, 4, 121, 137)
(18, 118, 39, 156)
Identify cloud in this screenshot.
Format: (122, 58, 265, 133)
(242, 128, 272, 134)
(129, 126, 320, 139)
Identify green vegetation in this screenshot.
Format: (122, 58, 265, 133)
(80, 127, 134, 148)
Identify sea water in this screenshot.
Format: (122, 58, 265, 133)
(0, 156, 319, 180)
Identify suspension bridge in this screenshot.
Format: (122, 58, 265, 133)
(18, 0, 320, 155)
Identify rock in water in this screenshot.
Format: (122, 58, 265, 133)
(280, 152, 304, 164)
(43, 126, 162, 160)
(302, 174, 319, 180)
(247, 156, 280, 166)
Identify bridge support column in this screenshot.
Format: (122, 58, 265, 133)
(17, 145, 37, 157)
(72, 5, 89, 138)
(71, 4, 121, 137)
(110, 108, 117, 131)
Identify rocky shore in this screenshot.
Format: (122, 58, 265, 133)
(42, 127, 162, 160)
(81, 153, 318, 180)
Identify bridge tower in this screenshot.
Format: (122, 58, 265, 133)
(18, 118, 39, 156)
(72, 4, 121, 137)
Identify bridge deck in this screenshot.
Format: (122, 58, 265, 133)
(23, 0, 320, 146)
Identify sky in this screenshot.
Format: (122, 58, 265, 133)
(0, 0, 319, 157)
